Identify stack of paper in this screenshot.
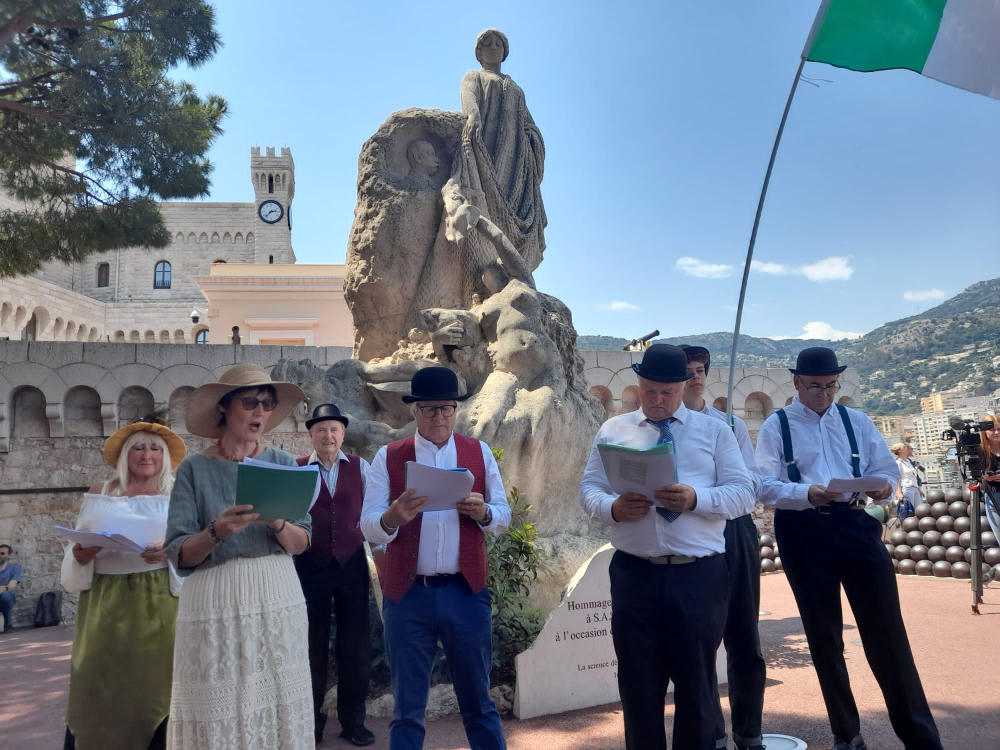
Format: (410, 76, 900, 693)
(597, 443, 678, 498)
(404, 462, 474, 513)
(235, 458, 321, 519)
(54, 526, 146, 554)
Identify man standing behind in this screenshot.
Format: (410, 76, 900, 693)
(361, 366, 510, 750)
(580, 344, 755, 750)
(756, 347, 941, 750)
(296, 404, 376, 747)
(680, 345, 766, 750)
(0, 544, 20, 633)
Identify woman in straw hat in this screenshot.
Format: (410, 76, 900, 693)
(163, 364, 314, 749)
(60, 414, 187, 750)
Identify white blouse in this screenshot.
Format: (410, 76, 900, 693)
(60, 491, 182, 596)
(896, 459, 919, 491)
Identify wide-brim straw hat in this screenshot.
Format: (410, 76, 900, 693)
(185, 364, 306, 439)
(103, 422, 187, 468)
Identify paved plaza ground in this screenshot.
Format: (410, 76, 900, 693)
(2, 573, 998, 749)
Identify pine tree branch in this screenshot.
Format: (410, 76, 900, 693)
(0, 8, 134, 48)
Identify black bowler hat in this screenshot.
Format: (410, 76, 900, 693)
(679, 344, 711, 374)
(789, 347, 847, 376)
(631, 344, 694, 384)
(305, 403, 349, 430)
(401, 366, 470, 404)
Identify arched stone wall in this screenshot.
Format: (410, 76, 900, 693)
(118, 386, 155, 425)
(64, 386, 103, 437)
(11, 386, 48, 438)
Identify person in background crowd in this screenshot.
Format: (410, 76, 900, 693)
(296, 403, 375, 747)
(164, 364, 314, 749)
(891, 443, 920, 520)
(580, 344, 755, 750)
(756, 347, 941, 750)
(362, 366, 511, 750)
(680, 344, 767, 750)
(979, 414, 1000, 539)
(0, 544, 21, 634)
(60, 417, 186, 749)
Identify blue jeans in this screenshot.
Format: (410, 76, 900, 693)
(383, 580, 505, 750)
(0, 590, 16, 630)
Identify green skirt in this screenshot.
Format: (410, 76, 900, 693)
(66, 568, 178, 750)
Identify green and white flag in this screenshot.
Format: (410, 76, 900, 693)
(805, 0, 1000, 100)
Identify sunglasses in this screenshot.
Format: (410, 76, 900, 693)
(239, 396, 278, 411)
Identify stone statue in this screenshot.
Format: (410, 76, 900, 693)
(313, 31, 604, 608)
(458, 29, 546, 272)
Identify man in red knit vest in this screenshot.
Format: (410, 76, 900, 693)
(361, 367, 510, 750)
(295, 403, 375, 747)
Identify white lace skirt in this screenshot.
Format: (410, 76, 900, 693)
(167, 554, 315, 749)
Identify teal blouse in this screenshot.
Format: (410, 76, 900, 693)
(165, 447, 312, 576)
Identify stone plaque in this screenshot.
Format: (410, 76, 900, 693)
(513, 544, 727, 719)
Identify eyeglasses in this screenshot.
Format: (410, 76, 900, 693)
(239, 396, 278, 411)
(804, 383, 841, 394)
(415, 404, 457, 417)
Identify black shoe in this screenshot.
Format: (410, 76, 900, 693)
(339, 726, 375, 746)
(832, 736, 867, 750)
(736, 744, 766, 750)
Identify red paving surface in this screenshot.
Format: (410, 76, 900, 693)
(2, 573, 999, 749)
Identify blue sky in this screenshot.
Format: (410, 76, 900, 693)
(175, 0, 1000, 341)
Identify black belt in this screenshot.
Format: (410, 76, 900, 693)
(624, 550, 719, 566)
(415, 573, 462, 587)
(815, 497, 866, 515)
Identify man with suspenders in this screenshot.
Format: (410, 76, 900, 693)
(755, 348, 942, 750)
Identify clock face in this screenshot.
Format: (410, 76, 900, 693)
(258, 200, 283, 223)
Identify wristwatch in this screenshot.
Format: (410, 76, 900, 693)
(477, 504, 493, 527)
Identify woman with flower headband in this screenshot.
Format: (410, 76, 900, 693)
(61, 414, 187, 749)
(163, 364, 313, 749)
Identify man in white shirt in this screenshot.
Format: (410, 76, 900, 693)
(362, 366, 511, 750)
(756, 347, 942, 750)
(681, 345, 766, 750)
(580, 344, 755, 750)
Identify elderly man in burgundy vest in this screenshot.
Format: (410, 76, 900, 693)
(361, 366, 510, 750)
(295, 403, 376, 747)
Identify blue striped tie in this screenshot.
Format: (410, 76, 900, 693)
(648, 418, 680, 522)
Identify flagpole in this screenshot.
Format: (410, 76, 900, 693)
(725, 55, 806, 424)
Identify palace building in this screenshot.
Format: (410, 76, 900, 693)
(0, 147, 351, 346)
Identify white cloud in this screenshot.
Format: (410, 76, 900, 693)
(801, 256, 853, 282)
(799, 321, 863, 341)
(676, 256, 733, 279)
(902, 288, 945, 302)
(750, 260, 793, 275)
(751, 256, 854, 282)
(599, 301, 640, 311)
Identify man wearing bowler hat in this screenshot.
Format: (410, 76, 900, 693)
(296, 404, 376, 746)
(680, 344, 767, 750)
(580, 344, 755, 750)
(756, 347, 941, 750)
(361, 366, 510, 750)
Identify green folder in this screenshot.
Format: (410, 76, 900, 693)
(235, 461, 320, 520)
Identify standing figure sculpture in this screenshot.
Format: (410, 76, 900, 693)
(456, 29, 546, 285)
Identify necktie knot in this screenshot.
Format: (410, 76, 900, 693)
(647, 418, 680, 523)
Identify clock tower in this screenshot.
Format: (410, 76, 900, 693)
(250, 146, 295, 264)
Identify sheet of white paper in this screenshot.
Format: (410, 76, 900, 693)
(826, 477, 890, 494)
(405, 461, 475, 513)
(54, 526, 146, 554)
(241, 456, 323, 511)
(597, 443, 678, 501)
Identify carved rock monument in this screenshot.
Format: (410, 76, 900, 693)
(278, 29, 605, 604)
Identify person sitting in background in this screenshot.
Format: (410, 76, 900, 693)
(0, 544, 20, 633)
(60, 417, 187, 750)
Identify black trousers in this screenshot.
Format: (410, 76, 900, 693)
(712, 514, 766, 748)
(775, 508, 942, 749)
(610, 550, 729, 750)
(295, 549, 371, 735)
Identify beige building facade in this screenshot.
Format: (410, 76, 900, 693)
(196, 263, 352, 346)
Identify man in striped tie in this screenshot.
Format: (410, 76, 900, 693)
(580, 344, 755, 750)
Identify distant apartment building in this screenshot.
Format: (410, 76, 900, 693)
(920, 393, 946, 414)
